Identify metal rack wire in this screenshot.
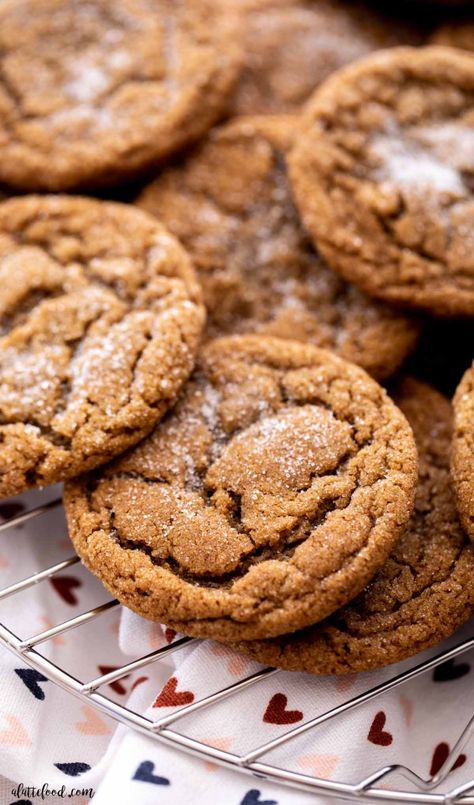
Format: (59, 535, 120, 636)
(2, 497, 474, 804)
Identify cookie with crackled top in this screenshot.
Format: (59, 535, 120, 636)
(64, 335, 418, 641)
(452, 362, 474, 540)
(0, 0, 241, 191)
(0, 195, 205, 497)
(137, 116, 419, 381)
(289, 46, 474, 316)
(233, 379, 474, 673)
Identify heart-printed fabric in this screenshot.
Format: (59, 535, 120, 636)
(0, 485, 170, 795)
(93, 617, 474, 805)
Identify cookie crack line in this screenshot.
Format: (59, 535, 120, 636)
(2, 301, 141, 440)
(100, 460, 358, 586)
(337, 547, 470, 638)
(368, 194, 474, 291)
(82, 394, 380, 573)
(105, 502, 378, 621)
(8, 227, 193, 305)
(167, 528, 380, 625)
(0, 287, 65, 335)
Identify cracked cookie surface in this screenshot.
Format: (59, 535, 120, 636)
(137, 116, 419, 381)
(227, 0, 421, 115)
(452, 362, 474, 540)
(0, 0, 241, 190)
(289, 47, 474, 316)
(0, 195, 205, 497)
(64, 335, 418, 641)
(234, 378, 474, 673)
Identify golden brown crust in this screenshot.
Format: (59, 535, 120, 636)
(452, 362, 474, 539)
(227, 0, 422, 115)
(289, 46, 474, 316)
(137, 115, 419, 380)
(234, 379, 474, 673)
(0, 0, 241, 190)
(0, 195, 205, 496)
(64, 335, 418, 641)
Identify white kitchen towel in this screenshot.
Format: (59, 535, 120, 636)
(1, 487, 474, 805)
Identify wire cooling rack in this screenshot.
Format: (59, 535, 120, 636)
(1, 497, 474, 804)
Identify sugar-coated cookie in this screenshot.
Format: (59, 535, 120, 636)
(0, 0, 241, 190)
(0, 195, 205, 496)
(138, 116, 419, 380)
(64, 335, 418, 642)
(289, 47, 474, 316)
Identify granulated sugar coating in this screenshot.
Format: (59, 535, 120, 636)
(137, 116, 419, 381)
(0, 0, 241, 190)
(289, 46, 474, 316)
(226, 0, 422, 115)
(64, 335, 418, 642)
(0, 195, 205, 497)
(452, 362, 474, 540)
(234, 379, 474, 673)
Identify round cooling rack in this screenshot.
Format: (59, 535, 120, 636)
(1, 496, 474, 804)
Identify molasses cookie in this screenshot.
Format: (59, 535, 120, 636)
(228, 0, 421, 116)
(0, 195, 205, 497)
(64, 335, 418, 641)
(452, 362, 474, 539)
(289, 47, 474, 316)
(137, 116, 419, 380)
(0, 0, 241, 191)
(234, 379, 474, 673)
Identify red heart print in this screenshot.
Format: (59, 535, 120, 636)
(50, 575, 82, 605)
(263, 693, 303, 725)
(430, 742, 466, 776)
(368, 711, 393, 746)
(97, 666, 130, 696)
(131, 675, 149, 692)
(153, 676, 195, 708)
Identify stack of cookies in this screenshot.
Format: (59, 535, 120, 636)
(0, 0, 473, 675)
